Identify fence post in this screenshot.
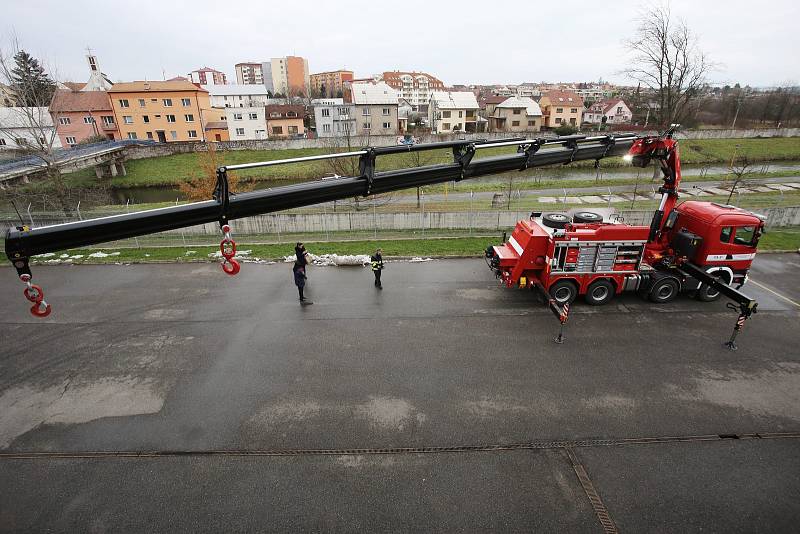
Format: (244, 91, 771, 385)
(26, 203, 34, 227)
(177, 198, 186, 247)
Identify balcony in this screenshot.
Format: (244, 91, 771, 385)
(101, 122, 116, 131)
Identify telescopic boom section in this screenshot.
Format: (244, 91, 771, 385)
(5, 134, 638, 271)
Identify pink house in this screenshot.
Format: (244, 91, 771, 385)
(49, 90, 119, 147)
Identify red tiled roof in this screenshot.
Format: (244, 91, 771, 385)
(62, 82, 85, 91)
(265, 104, 305, 118)
(542, 90, 584, 107)
(50, 89, 112, 112)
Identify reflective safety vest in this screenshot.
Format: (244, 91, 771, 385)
(371, 255, 383, 271)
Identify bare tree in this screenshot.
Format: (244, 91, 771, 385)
(622, 3, 713, 127)
(726, 155, 754, 204)
(0, 41, 73, 216)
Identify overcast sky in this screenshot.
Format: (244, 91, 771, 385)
(3, 0, 798, 88)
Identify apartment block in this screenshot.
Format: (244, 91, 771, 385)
(350, 82, 399, 136)
(189, 67, 227, 85)
(310, 70, 354, 98)
(235, 63, 264, 85)
(270, 56, 310, 96)
(108, 80, 210, 142)
(381, 71, 444, 112)
(203, 84, 273, 108)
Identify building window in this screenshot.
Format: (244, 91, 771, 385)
(555, 118, 562, 124)
(382, 108, 390, 116)
(322, 124, 331, 132)
(58, 117, 71, 125)
(181, 98, 191, 107)
(233, 113, 243, 120)
(288, 126, 298, 135)
(185, 114, 195, 122)
(0, 138, 6, 146)
(362, 108, 370, 116)
(123, 116, 133, 124)
(163, 98, 173, 107)
(321, 108, 330, 117)
(146, 132, 153, 139)
(338, 107, 348, 115)
(138, 99, 146, 107)
(166, 115, 176, 123)
(248, 113, 258, 120)
(571, 108, 577, 113)
(143, 115, 150, 123)
(556, 107, 563, 113)
(102, 116, 114, 125)
(513, 109, 521, 115)
(512, 121, 520, 127)
(84, 116, 95, 124)
(382, 122, 391, 129)
(127, 132, 137, 139)
(528, 120, 535, 126)
(170, 131, 178, 139)
(442, 111, 451, 118)
(269, 112, 280, 118)
(119, 99, 129, 108)
(188, 130, 198, 138)
(65, 136, 77, 145)
(272, 126, 283, 135)
(363, 122, 371, 130)
(442, 122, 450, 130)
(287, 111, 297, 118)
(458, 111, 463, 118)
(235, 128, 245, 136)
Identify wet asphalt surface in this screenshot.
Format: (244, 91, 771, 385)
(0, 255, 798, 532)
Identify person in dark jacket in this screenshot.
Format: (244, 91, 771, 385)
(293, 262, 310, 303)
(295, 242, 309, 267)
(370, 248, 384, 289)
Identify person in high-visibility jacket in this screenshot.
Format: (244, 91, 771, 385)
(370, 248, 384, 289)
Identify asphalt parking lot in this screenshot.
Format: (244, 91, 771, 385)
(1, 254, 798, 532)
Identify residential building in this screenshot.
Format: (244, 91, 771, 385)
(108, 80, 211, 142)
(49, 90, 119, 146)
(270, 56, 310, 96)
(479, 95, 507, 120)
(265, 104, 305, 138)
(235, 62, 264, 85)
(310, 70, 354, 98)
(539, 90, 584, 128)
(0, 107, 62, 150)
(350, 82, 399, 136)
(490, 96, 542, 132)
(381, 71, 444, 112)
(225, 106, 268, 140)
(428, 91, 479, 133)
(312, 98, 355, 137)
(189, 67, 227, 85)
(584, 99, 633, 125)
(202, 84, 273, 108)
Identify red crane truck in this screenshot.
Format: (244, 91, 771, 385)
(486, 126, 764, 349)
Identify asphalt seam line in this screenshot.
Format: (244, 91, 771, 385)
(748, 278, 800, 308)
(566, 448, 618, 534)
(1, 432, 798, 460)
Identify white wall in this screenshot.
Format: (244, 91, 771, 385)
(224, 107, 268, 140)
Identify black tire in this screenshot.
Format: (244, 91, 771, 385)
(696, 272, 725, 302)
(585, 279, 615, 305)
(549, 279, 578, 304)
(572, 211, 603, 223)
(542, 213, 570, 229)
(649, 277, 680, 303)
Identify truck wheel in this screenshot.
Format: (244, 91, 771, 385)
(696, 273, 724, 302)
(585, 279, 615, 305)
(649, 277, 680, 303)
(549, 279, 578, 304)
(573, 211, 603, 223)
(542, 213, 570, 229)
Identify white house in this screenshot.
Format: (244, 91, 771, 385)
(203, 84, 274, 108)
(428, 91, 479, 133)
(224, 106, 268, 140)
(312, 98, 356, 137)
(584, 99, 633, 125)
(490, 96, 542, 132)
(0, 107, 62, 150)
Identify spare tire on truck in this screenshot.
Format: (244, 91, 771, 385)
(541, 213, 570, 229)
(572, 211, 603, 223)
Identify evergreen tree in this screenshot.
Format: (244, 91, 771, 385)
(10, 50, 56, 106)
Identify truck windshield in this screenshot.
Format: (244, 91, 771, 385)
(734, 226, 757, 246)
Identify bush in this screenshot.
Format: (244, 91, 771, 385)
(554, 124, 578, 136)
(78, 134, 111, 145)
